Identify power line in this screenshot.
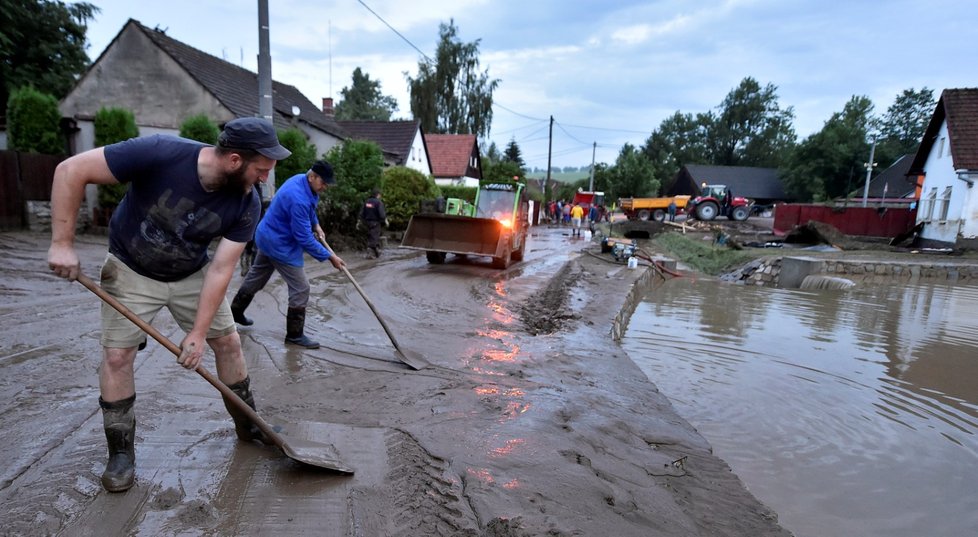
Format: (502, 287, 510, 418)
(356, 0, 432, 63)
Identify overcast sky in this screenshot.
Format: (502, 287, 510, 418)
(81, 0, 977, 170)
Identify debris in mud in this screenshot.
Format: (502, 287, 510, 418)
(518, 263, 582, 335)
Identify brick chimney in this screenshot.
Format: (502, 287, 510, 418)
(322, 97, 334, 117)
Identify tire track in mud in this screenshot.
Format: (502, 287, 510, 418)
(383, 428, 480, 536)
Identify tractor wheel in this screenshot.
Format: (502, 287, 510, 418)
(511, 238, 525, 261)
(695, 201, 719, 221)
(491, 248, 511, 269)
(425, 251, 447, 264)
(653, 209, 666, 222)
(730, 205, 750, 221)
(637, 209, 651, 221)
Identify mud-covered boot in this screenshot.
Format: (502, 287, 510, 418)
(285, 307, 320, 349)
(99, 394, 136, 492)
(222, 376, 271, 444)
(230, 291, 254, 326)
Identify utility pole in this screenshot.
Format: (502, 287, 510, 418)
(545, 115, 554, 202)
(861, 136, 877, 208)
(588, 141, 596, 192)
(257, 0, 275, 195)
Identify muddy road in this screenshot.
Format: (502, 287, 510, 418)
(0, 226, 789, 536)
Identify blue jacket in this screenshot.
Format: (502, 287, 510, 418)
(255, 173, 331, 266)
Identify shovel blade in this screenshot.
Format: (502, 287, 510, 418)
(395, 348, 429, 370)
(279, 436, 355, 474)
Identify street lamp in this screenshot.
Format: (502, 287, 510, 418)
(861, 136, 878, 207)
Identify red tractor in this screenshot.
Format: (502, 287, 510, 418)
(686, 184, 752, 221)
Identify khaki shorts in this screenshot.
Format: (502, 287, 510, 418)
(99, 253, 236, 348)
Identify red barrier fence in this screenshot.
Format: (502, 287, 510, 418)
(773, 203, 918, 238)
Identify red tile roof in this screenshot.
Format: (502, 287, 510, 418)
(425, 134, 478, 178)
(909, 88, 978, 174)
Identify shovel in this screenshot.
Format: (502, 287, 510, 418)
(317, 237, 429, 370)
(76, 273, 354, 474)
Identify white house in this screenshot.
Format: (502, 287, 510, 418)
(908, 88, 978, 249)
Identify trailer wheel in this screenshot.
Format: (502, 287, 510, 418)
(695, 201, 719, 221)
(637, 209, 651, 221)
(653, 209, 666, 222)
(425, 251, 447, 264)
(730, 205, 749, 221)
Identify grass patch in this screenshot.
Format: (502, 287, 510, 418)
(652, 231, 759, 276)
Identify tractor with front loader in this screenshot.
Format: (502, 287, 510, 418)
(400, 181, 530, 269)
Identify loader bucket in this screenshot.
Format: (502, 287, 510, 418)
(401, 214, 507, 257)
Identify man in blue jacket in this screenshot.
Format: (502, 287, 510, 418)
(230, 160, 346, 349)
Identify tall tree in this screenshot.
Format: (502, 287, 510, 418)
(333, 67, 398, 121)
(781, 96, 874, 202)
(642, 111, 712, 194)
(875, 87, 935, 166)
(0, 0, 98, 113)
(708, 77, 796, 168)
(607, 143, 658, 200)
(406, 19, 499, 138)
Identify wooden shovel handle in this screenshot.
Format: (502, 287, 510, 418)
(75, 273, 286, 448)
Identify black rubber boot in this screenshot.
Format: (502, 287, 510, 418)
(99, 394, 136, 492)
(222, 376, 270, 444)
(230, 291, 254, 326)
(285, 307, 319, 349)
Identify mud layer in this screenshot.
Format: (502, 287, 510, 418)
(0, 228, 789, 536)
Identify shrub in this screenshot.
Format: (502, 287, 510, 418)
(179, 114, 219, 144)
(439, 185, 476, 204)
(6, 87, 63, 154)
(94, 107, 139, 208)
(382, 167, 440, 230)
(318, 139, 385, 234)
(274, 128, 317, 187)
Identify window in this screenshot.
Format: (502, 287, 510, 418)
(938, 186, 952, 221)
(938, 137, 946, 158)
(922, 187, 938, 221)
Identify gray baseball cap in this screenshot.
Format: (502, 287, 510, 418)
(218, 117, 291, 160)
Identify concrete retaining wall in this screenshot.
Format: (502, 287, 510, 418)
(729, 256, 978, 288)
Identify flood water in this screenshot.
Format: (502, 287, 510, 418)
(621, 277, 978, 537)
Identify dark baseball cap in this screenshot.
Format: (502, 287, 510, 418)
(310, 160, 335, 184)
(218, 117, 292, 160)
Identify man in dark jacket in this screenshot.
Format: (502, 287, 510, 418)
(360, 188, 387, 258)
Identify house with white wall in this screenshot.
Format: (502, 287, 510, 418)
(907, 88, 978, 249)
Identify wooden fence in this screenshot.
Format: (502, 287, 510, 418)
(0, 150, 64, 229)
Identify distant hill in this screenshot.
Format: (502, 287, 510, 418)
(525, 171, 589, 184)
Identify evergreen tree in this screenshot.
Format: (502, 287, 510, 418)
(333, 67, 398, 121)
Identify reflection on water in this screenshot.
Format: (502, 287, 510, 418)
(622, 278, 978, 537)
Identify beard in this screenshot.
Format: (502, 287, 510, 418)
(220, 165, 251, 196)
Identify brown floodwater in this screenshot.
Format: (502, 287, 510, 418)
(622, 277, 978, 537)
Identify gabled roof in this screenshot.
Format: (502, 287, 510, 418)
(127, 20, 346, 138)
(865, 154, 915, 198)
(682, 164, 788, 200)
(908, 88, 978, 174)
(425, 134, 478, 177)
(337, 119, 422, 164)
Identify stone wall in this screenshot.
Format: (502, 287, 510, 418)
(726, 256, 978, 287)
